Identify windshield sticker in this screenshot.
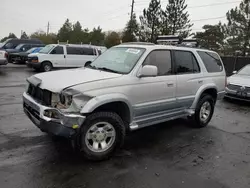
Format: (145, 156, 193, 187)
(126, 48, 140, 54)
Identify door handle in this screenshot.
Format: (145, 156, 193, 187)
(167, 83, 174, 87)
(198, 80, 203, 84)
(64, 55, 66, 58)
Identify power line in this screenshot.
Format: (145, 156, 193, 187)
(192, 16, 226, 22)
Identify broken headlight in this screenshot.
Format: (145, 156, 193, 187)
(56, 89, 91, 111)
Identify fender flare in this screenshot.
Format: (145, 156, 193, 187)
(80, 93, 133, 122)
(190, 83, 218, 109)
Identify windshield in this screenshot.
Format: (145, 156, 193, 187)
(26, 48, 36, 53)
(15, 44, 24, 50)
(39, 44, 55, 54)
(237, 65, 250, 76)
(0, 43, 4, 48)
(90, 47, 145, 74)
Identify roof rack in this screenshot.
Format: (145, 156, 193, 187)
(122, 42, 155, 46)
(156, 35, 199, 47)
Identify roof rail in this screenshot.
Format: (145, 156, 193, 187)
(122, 42, 155, 46)
(156, 35, 199, 47)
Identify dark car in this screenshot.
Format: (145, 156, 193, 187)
(12, 47, 43, 64)
(0, 38, 43, 50)
(6, 43, 45, 62)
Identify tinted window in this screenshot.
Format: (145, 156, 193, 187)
(21, 44, 31, 51)
(144, 50, 172, 76)
(51, 46, 64, 54)
(83, 47, 94, 55)
(198, 51, 223, 72)
(174, 51, 200, 74)
(5, 43, 14, 49)
(66, 47, 83, 55)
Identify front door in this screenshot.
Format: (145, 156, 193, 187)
(130, 50, 177, 121)
(49, 45, 66, 67)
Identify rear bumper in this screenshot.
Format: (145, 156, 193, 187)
(0, 59, 8, 65)
(23, 92, 86, 138)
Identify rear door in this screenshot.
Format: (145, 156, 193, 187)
(49, 45, 65, 67)
(173, 50, 203, 109)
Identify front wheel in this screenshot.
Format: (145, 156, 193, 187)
(42, 62, 53, 72)
(190, 94, 215, 128)
(78, 112, 125, 161)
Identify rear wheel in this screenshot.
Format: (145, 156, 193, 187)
(78, 112, 125, 161)
(190, 94, 215, 128)
(41, 62, 53, 72)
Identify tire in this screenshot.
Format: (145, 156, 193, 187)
(41, 62, 53, 72)
(190, 94, 215, 128)
(84, 61, 92, 67)
(78, 112, 125, 161)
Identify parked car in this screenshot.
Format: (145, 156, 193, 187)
(0, 50, 8, 66)
(23, 42, 226, 160)
(0, 38, 43, 50)
(225, 64, 250, 101)
(12, 47, 43, 64)
(26, 44, 99, 72)
(7, 44, 45, 63)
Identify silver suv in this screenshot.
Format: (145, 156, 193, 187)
(23, 43, 226, 160)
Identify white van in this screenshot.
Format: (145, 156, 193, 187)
(27, 44, 99, 72)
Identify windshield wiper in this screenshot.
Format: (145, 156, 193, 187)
(98, 67, 121, 74)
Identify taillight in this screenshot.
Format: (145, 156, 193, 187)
(4, 52, 8, 58)
(225, 76, 227, 87)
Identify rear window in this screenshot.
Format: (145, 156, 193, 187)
(198, 51, 223, 72)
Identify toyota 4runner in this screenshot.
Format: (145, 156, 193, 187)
(23, 43, 226, 160)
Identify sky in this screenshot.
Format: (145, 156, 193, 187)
(0, 0, 241, 39)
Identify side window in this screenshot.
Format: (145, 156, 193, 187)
(21, 45, 31, 51)
(51, 46, 64, 54)
(66, 47, 82, 55)
(83, 47, 94, 56)
(173, 51, 200, 74)
(144, 50, 172, 76)
(198, 51, 223, 72)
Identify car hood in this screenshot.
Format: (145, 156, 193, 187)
(228, 74, 250, 87)
(6, 49, 19, 53)
(28, 68, 122, 93)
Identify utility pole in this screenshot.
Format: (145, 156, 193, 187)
(130, 0, 135, 22)
(46, 22, 50, 36)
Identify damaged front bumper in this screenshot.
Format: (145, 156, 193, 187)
(23, 92, 86, 138)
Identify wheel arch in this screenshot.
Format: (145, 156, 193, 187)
(81, 94, 133, 126)
(191, 84, 218, 109)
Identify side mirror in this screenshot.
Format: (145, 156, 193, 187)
(139, 65, 158, 77)
(233, 70, 237, 74)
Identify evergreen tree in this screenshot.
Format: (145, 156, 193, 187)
(1, 33, 17, 42)
(30, 30, 57, 44)
(20, 31, 28, 39)
(122, 13, 139, 42)
(139, 0, 161, 42)
(57, 19, 73, 42)
(89, 26, 105, 45)
(226, 0, 250, 56)
(104, 31, 120, 48)
(70, 21, 84, 43)
(194, 22, 226, 53)
(164, 0, 193, 37)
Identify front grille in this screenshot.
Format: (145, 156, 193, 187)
(227, 84, 250, 93)
(27, 84, 51, 106)
(24, 102, 40, 120)
(227, 84, 241, 91)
